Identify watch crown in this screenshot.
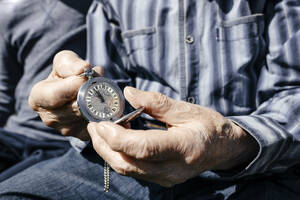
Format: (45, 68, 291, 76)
(80, 68, 94, 80)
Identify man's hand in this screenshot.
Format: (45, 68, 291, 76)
(28, 50, 103, 140)
(87, 87, 259, 187)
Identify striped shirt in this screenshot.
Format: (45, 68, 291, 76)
(87, 0, 300, 178)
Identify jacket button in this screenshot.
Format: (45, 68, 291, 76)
(185, 35, 194, 44)
(187, 97, 195, 104)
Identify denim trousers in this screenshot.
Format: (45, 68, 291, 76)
(0, 143, 299, 200)
(0, 129, 70, 182)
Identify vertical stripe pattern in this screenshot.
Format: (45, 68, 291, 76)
(88, 0, 300, 177)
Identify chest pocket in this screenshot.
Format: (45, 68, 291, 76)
(122, 27, 157, 71)
(216, 14, 265, 110)
(217, 14, 264, 41)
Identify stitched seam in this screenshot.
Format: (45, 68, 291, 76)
(122, 27, 156, 38)
(282, 2, 292, 39)
(217, 5, 227, 114)
(219, 14, 264, 27)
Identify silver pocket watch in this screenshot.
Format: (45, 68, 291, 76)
(77, 69, 125, 123)
(77, 67, 144, 192)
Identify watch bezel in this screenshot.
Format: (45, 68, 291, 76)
(77, 77, 125, 122)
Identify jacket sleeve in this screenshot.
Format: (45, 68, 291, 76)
(0, 29, 22, 127)
(228, 0, 300, 177)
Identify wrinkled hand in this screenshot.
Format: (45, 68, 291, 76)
(88, 87, 259, 187)
(28, 50, 103, 140)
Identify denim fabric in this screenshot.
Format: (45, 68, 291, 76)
(0, 147, 299, 200)
(0, 128, 70, 182)
(0, 0, 92, 141)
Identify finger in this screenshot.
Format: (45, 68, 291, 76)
(88, 122, 191, 187)
(34, 100, 90, 140)
(88, 122, 148, 174)
(88, 122, 182, 186)
(53, 50, 91, 78)
(92, 66, 104, 77)
(37, 100, 81, 126)
(29, 76, 85, 110)
(124, 159, 192, 187)
(124, 87, 194, 125)
(88, 122, 130, 164)
(88, 121, 181, 161)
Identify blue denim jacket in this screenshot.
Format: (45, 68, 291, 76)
(0, 0, 91, 141)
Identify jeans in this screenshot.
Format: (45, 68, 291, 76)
(0, 128, 70, 182)
(0, 144, 299, 200)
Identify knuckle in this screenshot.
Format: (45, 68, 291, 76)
(91, 136, 102, 150)
(28, 82, 44, 111)
(107, 136, 122, 152)
(115, 168, 127, 176)
(60, 126, 83, 138)
(177, 130, 202, 165)
(70, 101, 81, 117)
(53, 50, 90, 77)
(114, 164, 144, 177)
(60, 128, 71, 136)
(42, 116, 58, 128)
(149, 92, 173, 115)
(184, 151, 201, 165)
(185, 155, 197, 165)
(135, 138, 152, 160)
(38, 110, 60, 128)
(153, 92, 169, 108)
(135, 151, 149, 160)
(53, 50, 74, 65)
(28, 95, 37, 111)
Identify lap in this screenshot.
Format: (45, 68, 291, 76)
(0, 128, 70, 182)
(0, 148, 164, 200)
(0, 146, 299, 200)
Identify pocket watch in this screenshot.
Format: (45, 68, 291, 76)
(77, 68, 125, 123)
(77, 67, 144, 192)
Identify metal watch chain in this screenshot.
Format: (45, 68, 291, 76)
(104, 161, 110, 192)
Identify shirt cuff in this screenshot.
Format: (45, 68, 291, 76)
(68, 136, 89, 152)
(221, 115, 292, 179)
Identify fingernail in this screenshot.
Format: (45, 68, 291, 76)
(124, 86, 138, 98)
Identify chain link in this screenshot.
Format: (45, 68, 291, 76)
(104, 162, 110, 192)
(79, 68, 94, 80)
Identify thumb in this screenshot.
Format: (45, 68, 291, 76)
(53, 50, 91, 78)
(29, 76, 85, 110)
(124, 86, 188, 125)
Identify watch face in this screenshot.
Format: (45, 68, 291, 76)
(77, 77, 125, 122)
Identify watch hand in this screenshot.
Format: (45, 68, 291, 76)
(97, 91, 105, 103)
